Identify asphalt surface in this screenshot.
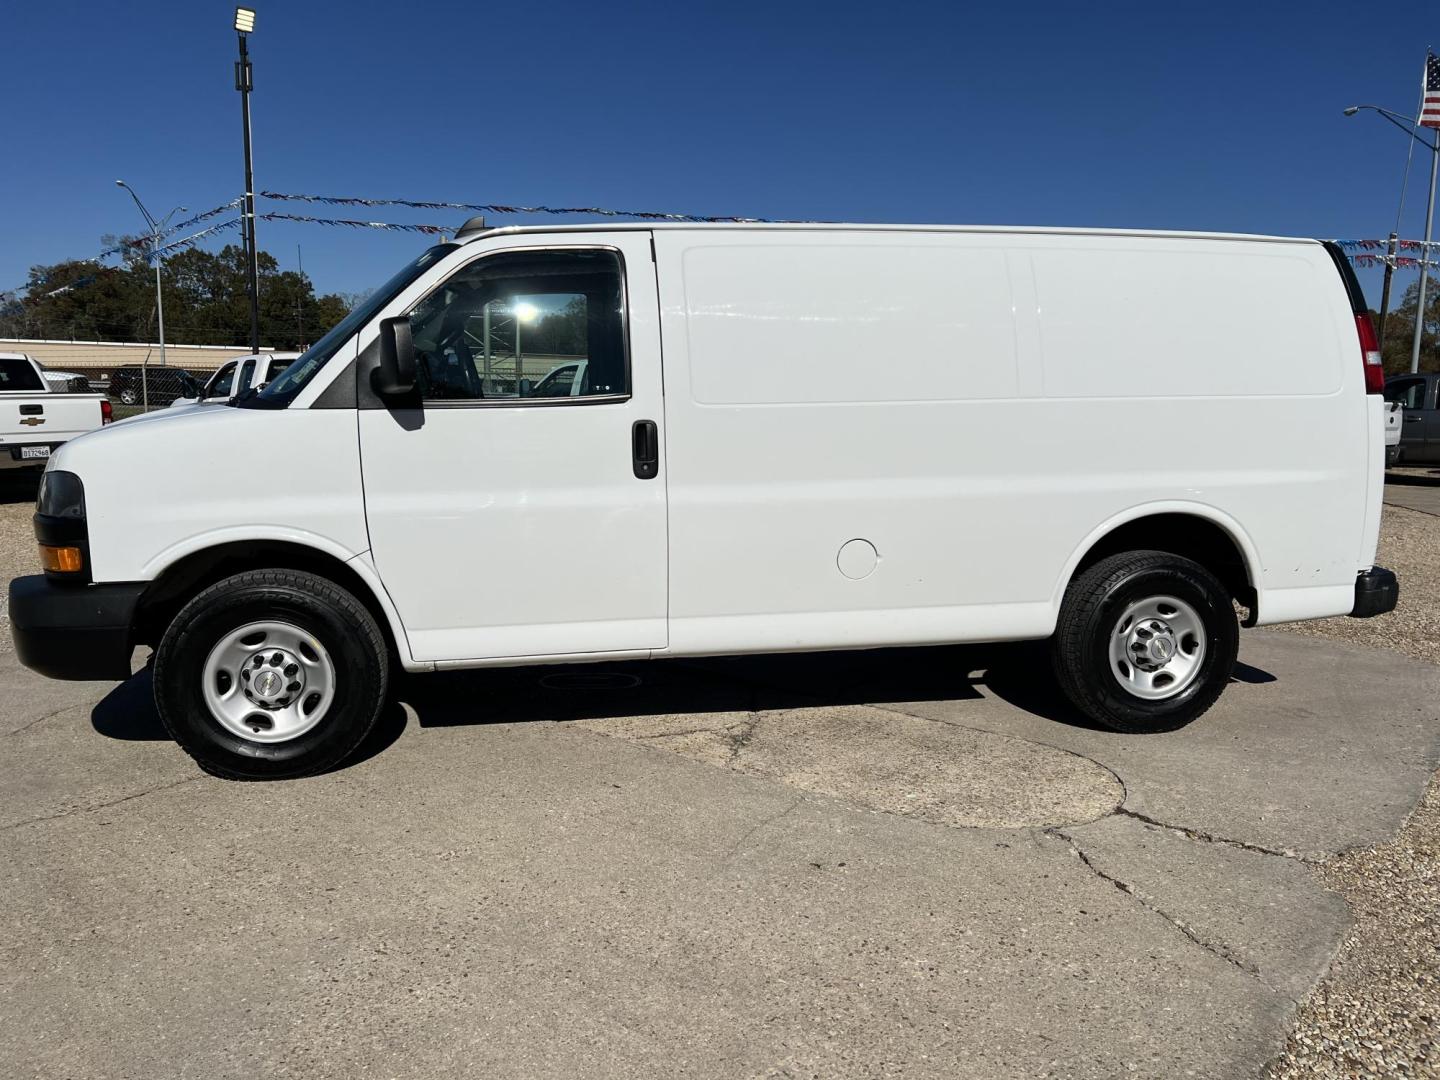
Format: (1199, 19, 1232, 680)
(0, 474, 1437, 1079)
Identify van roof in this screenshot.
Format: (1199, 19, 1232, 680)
(457, 222, 1320, 246)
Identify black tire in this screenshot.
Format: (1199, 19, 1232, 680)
(117, 387, 138, 405)
(1052, 551, 1238, 734)
(154, 569, 389, 780)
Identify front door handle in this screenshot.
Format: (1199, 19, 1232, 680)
(632, 419, 659, 480)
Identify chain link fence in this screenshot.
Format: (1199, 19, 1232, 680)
(42, 363, 212, 418)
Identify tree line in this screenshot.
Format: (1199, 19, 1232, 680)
(1377, 279, 1440, 374)
(0, 241, 353, 350)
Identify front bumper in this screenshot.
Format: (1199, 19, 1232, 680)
(1351, 566, 1399, 619)
(8, 575, 145, 680)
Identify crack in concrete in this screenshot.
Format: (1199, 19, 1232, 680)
(0, 776, 200, 833)
(619, 714, 766, 761)
(725, 712, 761, 766)
(1048, 827, 1267, 980)
(871, 702, 1316, 865)
(1112, 807, 1316, 864)
(587, 666, 1316, 873)
(3, 703, 78, 739)
(726, 793, 804, 859)
(866, 701, 1132, 807)
(627, 722, 745, 741)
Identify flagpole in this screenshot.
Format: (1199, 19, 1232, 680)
(1411, 129, 1438, 374)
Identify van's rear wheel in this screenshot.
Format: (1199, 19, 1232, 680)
(1052, 551, 1238, 733)
(154, 569, 389, 780)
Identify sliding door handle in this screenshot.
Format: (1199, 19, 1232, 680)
(632, 419, 659, 480)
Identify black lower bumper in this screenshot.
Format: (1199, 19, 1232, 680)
(1351, 566, 1399, 619)
(8, 575, 145, 680)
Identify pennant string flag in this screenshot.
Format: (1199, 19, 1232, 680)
(148, 217, 247, 260)
(15, 185, 1440, 301)
(258, 190, 776, 223)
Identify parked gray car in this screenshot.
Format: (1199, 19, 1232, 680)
(1385, 373, 1440, 464)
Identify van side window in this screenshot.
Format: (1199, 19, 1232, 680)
(406, 250, 627, 402)
(1385, 377, 1427, 410)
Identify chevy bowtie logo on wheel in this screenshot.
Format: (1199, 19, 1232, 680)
(18, 417, 45, 427)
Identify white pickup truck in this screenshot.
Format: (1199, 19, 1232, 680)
(0, 352, 111, 470)
(1385, 400, 1403, 466)
(167, 352, 300, 412)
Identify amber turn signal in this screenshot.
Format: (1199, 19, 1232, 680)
(38, 545, 84, 574)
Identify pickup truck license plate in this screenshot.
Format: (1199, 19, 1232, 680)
(20, 445, 50, 460)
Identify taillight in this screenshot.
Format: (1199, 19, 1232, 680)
(1355, 313, 1384, 394)
(100, 399, 113, 425)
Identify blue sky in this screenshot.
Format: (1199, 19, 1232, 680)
(1, 0, 1435, 309)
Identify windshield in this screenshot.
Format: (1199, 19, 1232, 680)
(242, 243, 457, 408)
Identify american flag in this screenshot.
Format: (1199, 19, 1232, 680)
(1424, 53, 1440, 129)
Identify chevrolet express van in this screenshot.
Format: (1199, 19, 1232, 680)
(8, 222, 1398, 780)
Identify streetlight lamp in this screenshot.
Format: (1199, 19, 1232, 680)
(115, 180, 187, 412)
(1346, 103, 1439, 373)
(235, 6, 261, 353)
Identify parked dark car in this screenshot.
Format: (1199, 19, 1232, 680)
(40, 369, 92, 394)
(106, 365, 203, 407)
(1385, 373, 1440, 464)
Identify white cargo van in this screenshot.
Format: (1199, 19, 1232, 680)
(8, 222, 1398, 780)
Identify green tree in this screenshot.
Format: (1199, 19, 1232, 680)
(0, 243, 354, 350)
(1378, 279, 1440, 375)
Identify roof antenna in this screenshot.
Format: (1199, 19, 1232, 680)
(455, 215, 488, 240)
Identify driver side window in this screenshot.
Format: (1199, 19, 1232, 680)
(406, 249, 628, 402)
(1385, 377, 1426, 410)
(209, 362, 236, 398)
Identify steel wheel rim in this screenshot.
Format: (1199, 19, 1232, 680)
(1107, 594, 1207, 701)
(200, 620, 336, 743)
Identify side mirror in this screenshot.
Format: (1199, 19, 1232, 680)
(177, 371, 200, 399)
(373, 316, 416, 397)
(518, 378, 533, 397)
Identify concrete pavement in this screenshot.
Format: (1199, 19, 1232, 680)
(1, 630, 1437, 1079)
(1384, 467, 1440, 516)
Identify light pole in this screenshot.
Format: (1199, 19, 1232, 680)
(1346, 103, 1439, 373)
(235, 6, 261, 353)
(115, 181, 187, 411)
(514, 301, 539, 392)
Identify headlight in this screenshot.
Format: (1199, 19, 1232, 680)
(36, 471, 85, 520)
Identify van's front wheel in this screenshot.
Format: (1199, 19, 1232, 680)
(154, 569, 389, 779)
(1052, 551, 1238, 733)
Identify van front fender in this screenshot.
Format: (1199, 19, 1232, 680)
(139, 528, 426, 671)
